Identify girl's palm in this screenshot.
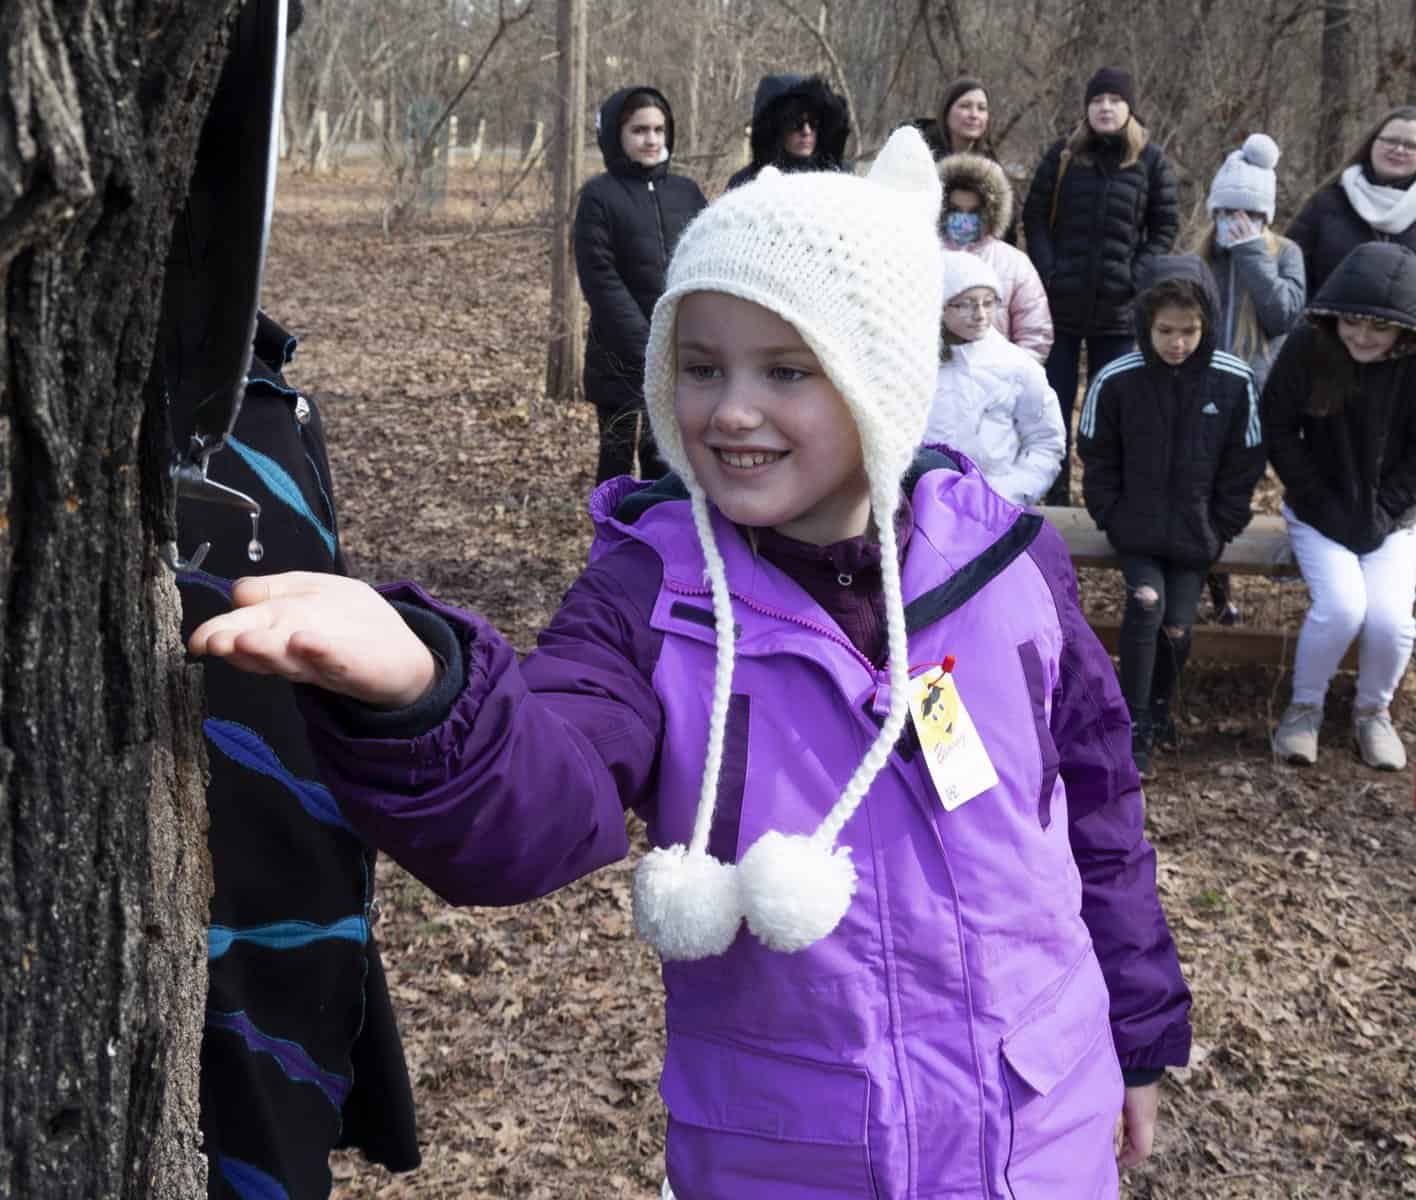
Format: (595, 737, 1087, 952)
(187, 572, 437, 708)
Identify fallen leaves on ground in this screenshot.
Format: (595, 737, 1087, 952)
(260, 164, 1416, 1200)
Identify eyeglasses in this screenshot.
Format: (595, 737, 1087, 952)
(946, 298, 997, 315)
(1345, 317, 1399, 333)
(1376, 135, 1416, 154)
(786, 112, 816, 134)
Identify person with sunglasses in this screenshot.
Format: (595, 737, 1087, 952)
(1265, 243, 1416, 769)
(1289, 106, 1416, 295)
(726, 73, 850, 189)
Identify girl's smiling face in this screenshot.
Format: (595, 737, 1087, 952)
(1337, 315, 1400, 363)
(673, 292, 869, 545)
(942, 285, 997, 341)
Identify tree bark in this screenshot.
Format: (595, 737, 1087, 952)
(1, 1, 231, 1194)
(545, 0, 586, 405)
(1317, 0, 1352, 177)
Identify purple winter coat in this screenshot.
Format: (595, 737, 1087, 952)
(301, 452, 1191, 1199)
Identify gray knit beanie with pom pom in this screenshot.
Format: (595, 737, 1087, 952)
(1207, 133, 1281, 223)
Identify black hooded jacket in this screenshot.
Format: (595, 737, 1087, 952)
(573, 86, 707, 412)
(725, 74, 851, 190)
(1262, 242, 1416, 553)
(1078, 255, 1266, 568)
(1022, 126, 1179, 337)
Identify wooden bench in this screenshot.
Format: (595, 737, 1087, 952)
(1035, 506, 1333, 667)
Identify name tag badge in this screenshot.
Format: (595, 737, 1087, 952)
(907, 660, 999, 811)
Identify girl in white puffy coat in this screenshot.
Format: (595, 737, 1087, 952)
(926, 252, 1067, 505)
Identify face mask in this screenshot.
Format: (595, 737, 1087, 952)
(944, 210, 983, 245)
(1215, 211, 1263, 249)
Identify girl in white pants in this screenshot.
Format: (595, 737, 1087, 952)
(1263, 242, 1416, 768)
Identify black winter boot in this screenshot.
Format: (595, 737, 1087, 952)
(1131, 717, 1156, 782)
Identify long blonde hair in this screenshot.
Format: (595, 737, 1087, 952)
(1192, 225, 1292, 365)
(1066, 116, 1148, 169)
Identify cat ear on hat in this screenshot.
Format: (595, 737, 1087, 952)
(866, 126, 943, 219)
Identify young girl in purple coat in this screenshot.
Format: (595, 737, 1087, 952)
(190, 128, 1190, 1199)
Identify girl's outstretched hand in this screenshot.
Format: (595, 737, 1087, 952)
(1115, 1081, 1160, 1168)
(187, 572, 438, 709)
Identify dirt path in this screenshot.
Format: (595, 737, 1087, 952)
(260, 167, 1416, 1200)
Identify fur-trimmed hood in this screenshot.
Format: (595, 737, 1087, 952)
(1306, 241, 1416, 333)
(938, 153, 1013, 241)
(746, 73, 851, 171)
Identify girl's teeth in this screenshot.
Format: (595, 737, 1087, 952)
(721, 450, 780, 468)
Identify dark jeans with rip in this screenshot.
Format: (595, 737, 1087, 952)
(1044, 331, 1134, 504)
(595, 404, 667, 484)
(1118, 556, 1206, 729)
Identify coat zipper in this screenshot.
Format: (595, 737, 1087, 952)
(648, 179, 668, 269)
(664, 578, 878, 676)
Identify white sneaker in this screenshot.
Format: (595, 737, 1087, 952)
(1274, 703, 1322, 765)
(1354, 708, 1406, 771)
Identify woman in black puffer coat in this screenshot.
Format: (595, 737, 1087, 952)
(574, 86, 707, 483)
(1023, 67, 1179, 503)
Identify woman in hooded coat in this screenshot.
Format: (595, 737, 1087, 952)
(938, 152, 1053, 361)
(725, 73, 851, 189)
(574, 86, 707, 483)
(1265, 242, 1416, 771)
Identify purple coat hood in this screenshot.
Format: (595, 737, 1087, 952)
(301, 452, 1190, 1198)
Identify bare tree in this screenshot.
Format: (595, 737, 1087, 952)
(1, 1, 229, 1195)
(1317, 0, 1354, 175)
(545, 0, 588, 404)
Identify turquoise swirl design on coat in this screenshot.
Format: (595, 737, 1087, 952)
(228, 436, 336, 557)
(216, 1154, 290, 1200)
(208, 915, 369, 962)
(204, 717, 352, 832)
(206, 1009, 352, 1111)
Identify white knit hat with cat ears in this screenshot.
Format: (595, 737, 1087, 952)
(633, 127, 945, 961)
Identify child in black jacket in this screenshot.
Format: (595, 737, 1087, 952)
(1079, 255, 1267, 777)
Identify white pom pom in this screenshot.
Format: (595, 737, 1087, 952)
(738, 831, 856, 953)
(632, 845, 743, 961)
(1242, 133, 1280, 170)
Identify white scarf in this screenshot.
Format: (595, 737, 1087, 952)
(1341, 164, 1416, 235)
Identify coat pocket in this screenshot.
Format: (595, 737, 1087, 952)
(661, 1031, 878, 1199)
(1000, 951, 1122, 1198)
(1015, 641, 1061, 829)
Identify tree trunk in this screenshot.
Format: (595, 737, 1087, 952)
(545, 0, 587, 406)
(1317, 0, 1352, 178)
(1, 1, 230, 1194)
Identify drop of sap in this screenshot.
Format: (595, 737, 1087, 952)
(247, 513, 264, 562)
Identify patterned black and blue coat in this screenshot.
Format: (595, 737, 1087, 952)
(176, 313, 418, 1200)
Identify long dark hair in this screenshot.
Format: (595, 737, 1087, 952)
(1299, 318, 1357, 416)
(1300, 315, 1416, 415)
(1315, 104, 1416, 190)
(937, 78, 997, 159)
